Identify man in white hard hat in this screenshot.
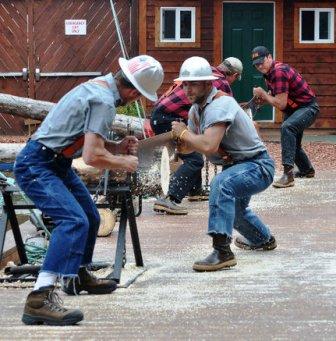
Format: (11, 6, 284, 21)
(171, 56, 276, 272)
(14, 55, 164, 325)
(151, 57, 243, 215)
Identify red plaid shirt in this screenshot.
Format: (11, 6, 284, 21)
(153, 67, 232, 121)
(264, 61, 315, 109)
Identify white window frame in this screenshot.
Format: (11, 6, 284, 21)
(299, 8, 335, 43)
(160, 7, 196, 43)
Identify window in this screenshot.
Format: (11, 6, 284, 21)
(300, 8, 334, 43)
(161, 7, 195, 42)
(294, 3, 336, 48)
(155, 6, 200, 48)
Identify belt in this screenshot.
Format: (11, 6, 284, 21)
(60, 135, 85, 158)
(34, 136, 84, 159)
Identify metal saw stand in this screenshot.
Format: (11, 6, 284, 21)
(0, 179, 144, 284)
(101, 179, 144, 283)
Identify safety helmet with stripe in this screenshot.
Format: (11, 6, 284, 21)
(119, 55, 164, 102)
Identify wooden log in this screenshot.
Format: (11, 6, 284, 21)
(0, 93, 146, 139)
(0, 143, 25, 162)
(136, 146, 170, 196)
(66, 146, 170, 197)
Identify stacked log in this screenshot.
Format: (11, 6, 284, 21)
(0, 93, 146, 139)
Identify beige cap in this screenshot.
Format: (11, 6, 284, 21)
(218, 57, 243, 80)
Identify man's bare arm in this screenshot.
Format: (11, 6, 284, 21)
(105, 136, 138, 155)
(253, 87, 288, 111)
(172, 122, 227, 156)
(82, 132, 138, 172)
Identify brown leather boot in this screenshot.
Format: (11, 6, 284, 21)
(273, 166, 294, 188)
(193, 234, 237, 272)
(22, 286, 83, 325)
(62, 267, 117, 295)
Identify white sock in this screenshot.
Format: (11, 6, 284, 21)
(34, 271, 58, 291)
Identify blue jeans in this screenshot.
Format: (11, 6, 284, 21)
(208, 151, 275, 246)
(150, 109, 204, 202)
(14, 140, 100, 276)
(168, 151, 204, 203)
(281, 100, 319, 171)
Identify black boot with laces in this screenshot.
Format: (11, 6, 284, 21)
(22, 285, 83, 325)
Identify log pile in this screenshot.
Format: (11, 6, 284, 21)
(0, 93, 146, 139)
(0, 93, 173, 197)
(0, 143, 25, 162)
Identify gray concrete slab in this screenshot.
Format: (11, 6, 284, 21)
(0, 170, 335, 340)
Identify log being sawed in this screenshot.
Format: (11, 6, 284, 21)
(0, 134, 175, 197)
(0, 93, 177, 195)
(0, 132, 175, 162)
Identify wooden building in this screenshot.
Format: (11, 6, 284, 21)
(139, 0, 336, 129)
(0, 0, 137, 134)
(0, 0, 335, 134)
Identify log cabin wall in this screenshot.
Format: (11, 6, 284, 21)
(283, 0, 336, 129)
(142, 0, 215, 116)
(141, 0, 336, 130)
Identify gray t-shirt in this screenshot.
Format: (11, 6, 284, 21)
(188, 87, 266, 164)
(32, 73, 120, 154)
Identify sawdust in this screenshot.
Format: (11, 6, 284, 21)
(265, 141, 336, 171)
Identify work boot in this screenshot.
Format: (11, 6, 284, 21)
(188, 188, 209, 202)
(234, 235, 277, 251)
(193, 234, 237, 272)
(153, 196, 188, 215)
(22, 286, 83, 325)
(62, 267, 117, 295)
(294, 167, 315, 178)
(273, 165, 294, 188)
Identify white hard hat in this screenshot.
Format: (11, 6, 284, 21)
(118, 55, 164, 102)
(222, 57, 243, 80)
(174, 56, 218, 82)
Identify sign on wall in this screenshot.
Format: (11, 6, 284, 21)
(65, 20, 87, 35)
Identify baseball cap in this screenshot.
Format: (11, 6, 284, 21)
(251, 46, 270, 65)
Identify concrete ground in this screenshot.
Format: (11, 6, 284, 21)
(0, 169, 335, 340)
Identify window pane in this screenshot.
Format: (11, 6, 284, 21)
(319, 12, 330, 39)
(163, 10, 176, 39)
(301, 11, 315, 40)
(180, 11, 192, 39)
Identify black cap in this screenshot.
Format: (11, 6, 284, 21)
(251, 46, 270, 65)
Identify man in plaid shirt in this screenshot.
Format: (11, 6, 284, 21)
(252, 46, 319, 188)
(151, 57, 243, 214)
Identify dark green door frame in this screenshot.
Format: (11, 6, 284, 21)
(223, 2, 274, 121)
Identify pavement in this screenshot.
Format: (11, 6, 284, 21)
(0, 169, 335, 340)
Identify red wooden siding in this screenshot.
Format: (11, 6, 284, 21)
(145, 0, 215, 105)
(283, 0, 336, 129)
(142, 0, 336, 129)
(0, 0, 133, 135)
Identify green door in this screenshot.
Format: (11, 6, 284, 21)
(223, 3, 274, 121)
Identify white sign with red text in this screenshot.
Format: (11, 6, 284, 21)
(65, 20, 87, 35)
